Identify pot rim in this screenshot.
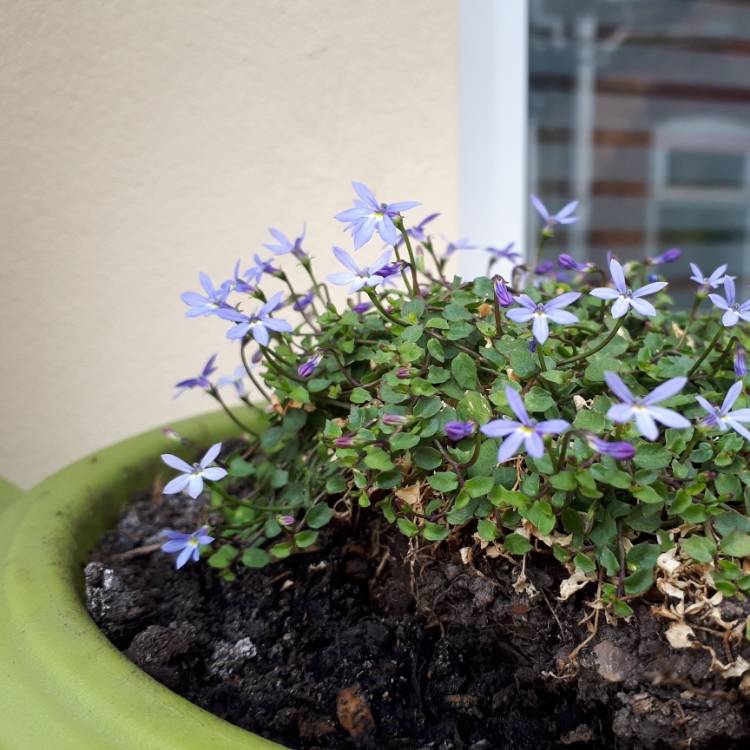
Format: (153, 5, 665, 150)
(0, 407, 285, 749)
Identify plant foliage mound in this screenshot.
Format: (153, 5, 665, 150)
(164, 183, 750, 623)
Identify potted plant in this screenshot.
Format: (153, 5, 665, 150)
(4, 184, 750, 748)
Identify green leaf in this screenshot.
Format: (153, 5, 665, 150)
(682, 535, 716, 563)
(228, 457, 255, 477)
(504, 532, 532, 555)
(477, 519, 499, 541)
(427, 338, 445, 362)
(401, 324, 424, 342)
(241, 547, 270, 568)
(294, 530, 319, 548)
(399, 342, 424, 363)
(305, 504, 333, 529)
(428, 471, 459, 492)
(633, 486, 664, 505)
(444, 302, 473, 321)
(413, 396, 442, 419)
(583, 355, 621, 383)
(550, 471, 577, 491)
(634, 444, 672, 470)
(451, 352, 478, 390)
(207, 544, 238, 569)
(423, 522, 450, 541)
(720, 531, 750, 558)
(574, 552, 596, 574)
(349, 387, 371, 404)
(390, 432, 420, 451)
(524, 386, 555, 413)
(573, 409, 605, 432)
(526, 500, 555, 535)
(414, 447, 443, 470)
(624, 568, 653, 596)
(326, 475, 347, 494)
(457, 391, 493, 424)
(463, 476, 494, 498)
(364, 447, 394, 471)
(397, 518, 419, 537)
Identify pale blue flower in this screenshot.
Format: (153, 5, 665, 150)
(326, 247, 392, 293)
(161, 443, 228, 499)
(604, 372, 689, 441)
(531, 195, 579, 230)
(161, 527, 215, 569)
(181, 273, 231, 317)
(708, 276, 750, 327)
(263, 225, 306, 259)
(696, 381, 750, 441)
(506, 292, 581, 344)
(480, 386, 569, 462)
(218, 291, 293, 346)
(335, 181, 419, 249)
(591, 258, 667, 318)
(689, 262, 728, 292)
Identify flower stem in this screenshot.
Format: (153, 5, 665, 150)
(677, 294, 704, 348)
(560, 317, 624, 366)
(207, 388, 260, 437)
(555, 432, 572, 472)
(688, 325, 724, 378)
(395, 218, 421, 295)
(240, 341, 271, 403)
(365, 289, 409, 327)
(301, 259, 332, 307)
(492, 292, 503, 337)
(536, 341, 547, 372)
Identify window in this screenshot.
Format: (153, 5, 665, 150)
(461, 0, 750, 298)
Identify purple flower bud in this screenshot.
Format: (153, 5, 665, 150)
(558, 253, 590, 272)
(534, 260, 554, 275)
(444, 421, 475, 441)
(277, 514, 295, 527)
(529, 338, 537, 353)
(251, 349, 264, 364)
(351, 302, 371, 314)
(647, 273, 660, 283)
(396, 367, 411, 378)
(494, 279, 514, 307)
(382, 414, 408, 426)
(293, 290, 315, 312)
(297, 353, 322, 379)
(334, 435, 355, 448)
(587, 435, 636, 461)
(375, 260, 404, 279)
(735, 345, 747, 377)
(649, 247, 682, 265)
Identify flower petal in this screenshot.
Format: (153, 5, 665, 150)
(506, 308, 535, 323)
(634, 410, 659, 440)
(611, 296, 630, 318)
(497, 429, 525, 463)
(607, 403, 634, 423)
(200, 442, 222, 468)
(161, 453, 194, 473)
(721, 381, 744, 414)
(532, 314, 549, 344)
(590, 287, 620, 300)
(201, 467, 228, 481)
(536, 419, 569, 435)
(175, 545, 194, 569)
(632, 281, 668, 298)
(545, 309, 578, 325)
(524, 431, 545, 458)
(163, 474, 191, 495)
(480, 419, 521, 438)
(604, 371, 634, 404)
(609, 259, 627, 294)
(628, 297, 656, 317)
(187, 475, 204, 499)
(647, 406, 690, 429)
(642, 376, 686, 405)
(505, 386, 530, 424)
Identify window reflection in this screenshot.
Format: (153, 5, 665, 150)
(528, 0, 750, 304)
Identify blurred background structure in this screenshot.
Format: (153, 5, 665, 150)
(4, 0, 749, 485)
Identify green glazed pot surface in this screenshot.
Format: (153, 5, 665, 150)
(0, 409, 286, 749)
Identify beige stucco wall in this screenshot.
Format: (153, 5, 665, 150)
(0, 0, 458, 488)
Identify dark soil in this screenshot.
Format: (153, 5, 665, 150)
(86, 488, 750, 749)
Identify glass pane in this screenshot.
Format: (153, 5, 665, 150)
(528, 0, 750, 300)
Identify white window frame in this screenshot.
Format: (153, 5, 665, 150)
(459, 0, 530, 280)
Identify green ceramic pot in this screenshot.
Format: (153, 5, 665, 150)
(0, 409, 286, 749)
